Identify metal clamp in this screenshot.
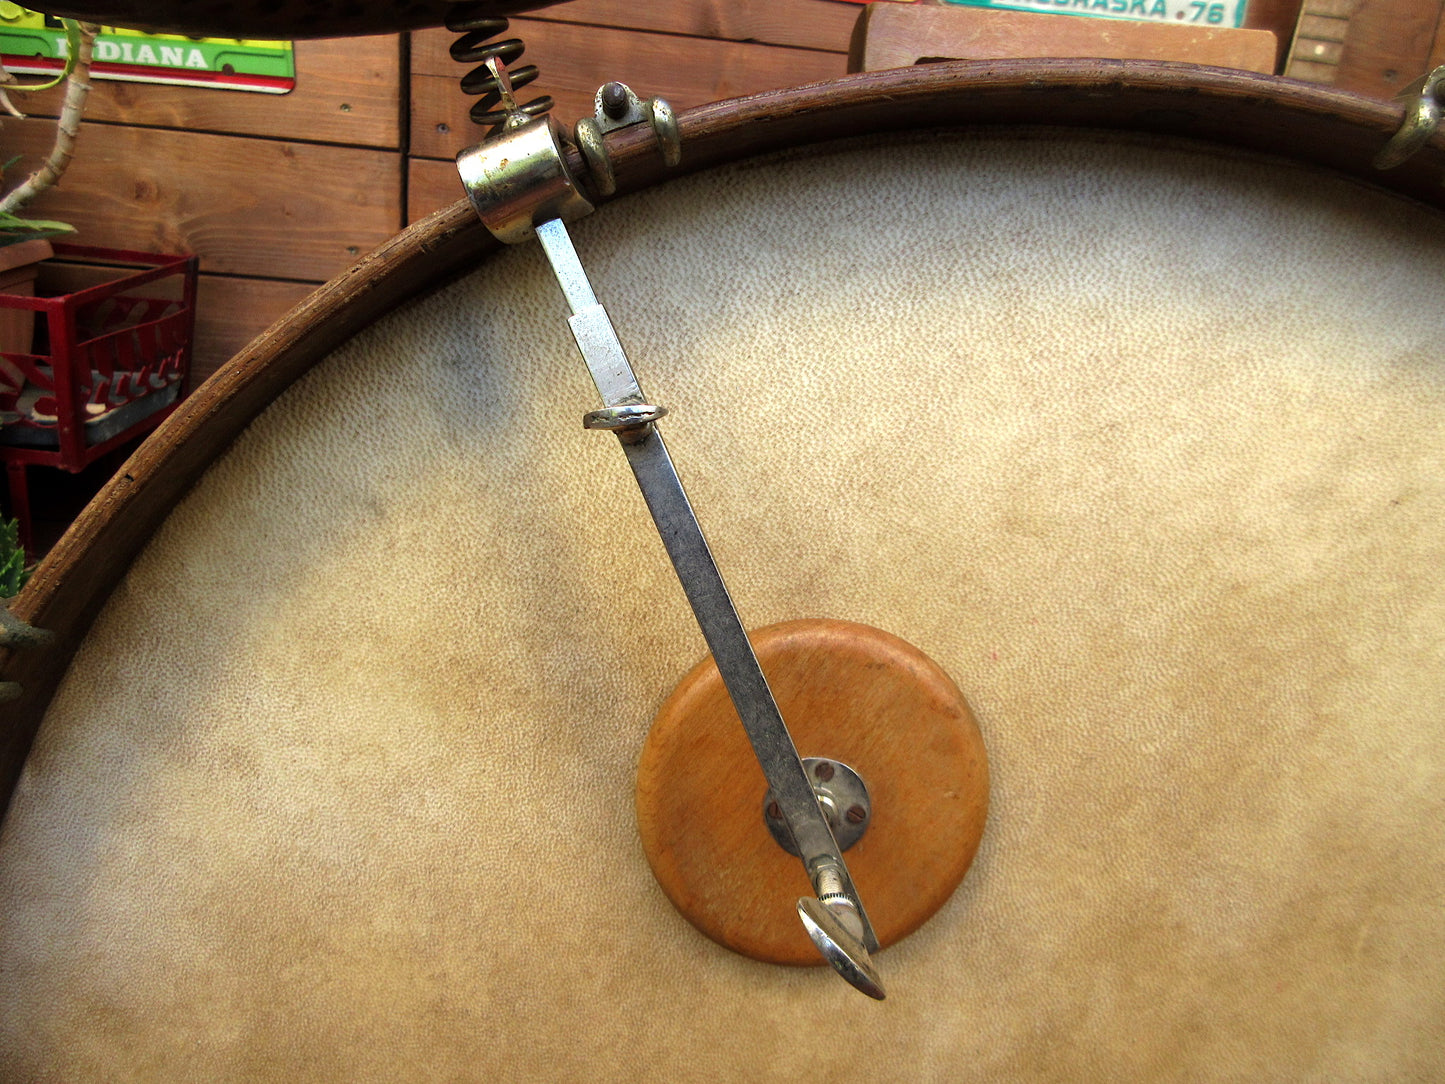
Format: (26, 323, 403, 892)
(1374, 65, 1445, 171)
(456, 110, 594, 244)
(583, 403, 669, 434)
(1, 603, 54, 702)
(575, 81, 682, 197)
(0, 608, 50, 649)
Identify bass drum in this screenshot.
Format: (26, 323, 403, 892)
(2, 63, 1444, 1080)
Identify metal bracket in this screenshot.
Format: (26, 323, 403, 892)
(575, 81, 681, 198)
(456, 112, 594, 244)
(0, 604, 50, 651)
(1, 603, 54, 701)
(455, 87, 882, 998)
(1375, 65, 1445, 172)
(764, 757, 872, 857)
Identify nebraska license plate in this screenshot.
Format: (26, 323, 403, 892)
(943, 0, 1247, 28)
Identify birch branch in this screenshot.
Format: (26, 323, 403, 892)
(0, 67, 28, 121)
(0, 22, 101, 216)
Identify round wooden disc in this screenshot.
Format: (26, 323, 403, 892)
(635, 618, 989, 965)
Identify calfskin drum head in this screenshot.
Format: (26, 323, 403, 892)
(2, 126, 1443, 1079)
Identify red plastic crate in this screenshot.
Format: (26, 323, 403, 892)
(0, 243, 199, 556)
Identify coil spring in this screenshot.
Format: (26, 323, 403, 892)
(446, 3, 553, 130)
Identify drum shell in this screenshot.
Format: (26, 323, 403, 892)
(2, 62, 1445, 1080)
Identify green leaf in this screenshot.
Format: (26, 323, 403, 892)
(0, 519, 25, 598)
(0, 211, 76, 234)
(0, 208, 77, 241)
(3, 19, 82, 93)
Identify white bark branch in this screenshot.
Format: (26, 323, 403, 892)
(0, 23, 101, 216)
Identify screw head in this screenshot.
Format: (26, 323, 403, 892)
(601, 82, 630, 120)
(762, 758, 871, 857)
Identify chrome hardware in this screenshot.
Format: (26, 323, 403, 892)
(575, 82, 682, 197)
(528, 214, 883, 997)
(446, 3, 552, 131)
(800, 884, 886, 1000)
(764, 757, 872, 857)
(455, 53, 881, 998)
(0, 603, 53, 702)
(583, 403, 669, 433)
(446, 6, 681, 195)
(456, 114, 593, 243)
(1375, 65, 1445, 171)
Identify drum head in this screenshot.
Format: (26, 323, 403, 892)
(2, 71, 1443, 1079)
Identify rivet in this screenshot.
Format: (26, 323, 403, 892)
(601, 81, 630, 120)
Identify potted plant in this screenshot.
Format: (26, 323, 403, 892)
(0, 510, 50, 703)
(0, 14, 99, 365)
(0, 15, 95, 561)
(0, 15, 98, 251)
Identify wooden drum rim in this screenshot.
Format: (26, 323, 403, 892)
(3, 59, 1442, 812)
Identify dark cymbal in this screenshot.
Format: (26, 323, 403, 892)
(30, 1, 554, 38)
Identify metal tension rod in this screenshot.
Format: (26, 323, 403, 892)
(457, 109, 884, 998)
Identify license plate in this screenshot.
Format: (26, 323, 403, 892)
(0, 5, 295, 94)
(943, 0, 1247, 29)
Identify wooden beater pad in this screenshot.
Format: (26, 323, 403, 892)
(635, 619, 989, 965)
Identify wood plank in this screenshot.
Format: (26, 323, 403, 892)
(3, 120, 401, 280)
(1293, 36, 1347, 63)
(1332, 0, 1442, 96)
(513, 0, 1289, 67)
(408, 156, 467, 224)
(1284, 0, 1356, 79)
(1297, 13, 1352, 39)
(1242, 0, 1307, 69)
(414, 0, 857, 60)
(1427, 0, 1445, 69)
(192, 276, 319, 388)
(9, 36, 402, 148)
(410, 17, 849, 160)
(854, 4, 1276, 74)
(1286, 57, 1344, 79)
(1303, 0, 1366, 18)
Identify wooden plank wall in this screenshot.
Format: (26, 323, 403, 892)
(1286, 0, 1445, 94)
(3, 0, 855, 393)
(4, 0, 1444, 395)
(8, 35, 403, 387)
